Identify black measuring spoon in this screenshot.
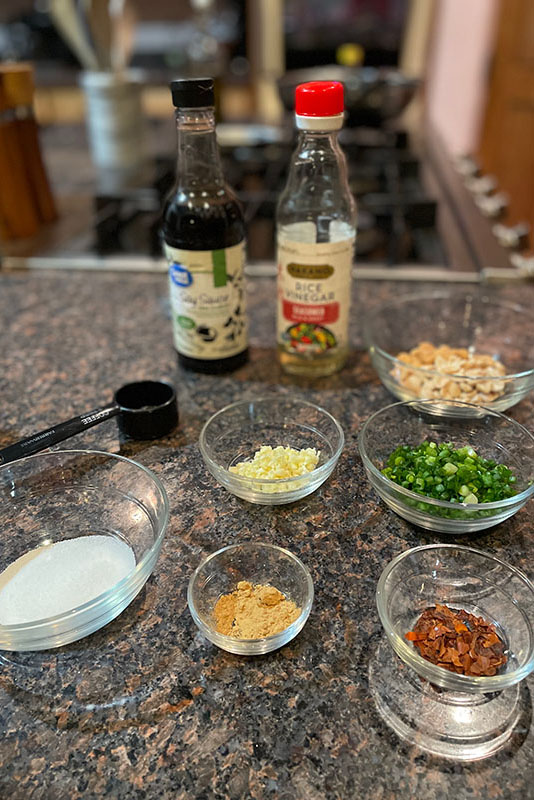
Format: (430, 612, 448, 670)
(0, 380, 178, 466)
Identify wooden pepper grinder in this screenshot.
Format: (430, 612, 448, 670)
(0, 63, 57, 241)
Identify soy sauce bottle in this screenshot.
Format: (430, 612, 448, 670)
(162, 78, 248, 373)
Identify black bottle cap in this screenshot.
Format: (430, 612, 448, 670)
(170, 77, 214, 108)
(114, 381, 179, 440)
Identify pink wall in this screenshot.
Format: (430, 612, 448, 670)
(425, 0, 499, 155)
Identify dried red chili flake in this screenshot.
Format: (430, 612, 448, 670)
(405, 603, 507, 677)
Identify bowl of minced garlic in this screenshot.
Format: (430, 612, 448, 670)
(188, 542, 314, 654)
(199, 397, 344, 505)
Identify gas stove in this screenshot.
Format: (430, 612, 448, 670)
(91, 125, 446, 268)
(3, 121, 524, 282)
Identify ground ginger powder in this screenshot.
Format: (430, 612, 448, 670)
(213, 580, 301, 638)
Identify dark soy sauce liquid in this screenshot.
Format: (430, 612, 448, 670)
(162, 191, 248, 373)
(163, 101, 248, 374)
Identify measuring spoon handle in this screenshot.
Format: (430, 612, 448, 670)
(0, 404, 119, 466)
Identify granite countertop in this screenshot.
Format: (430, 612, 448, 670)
(1, 269, 534, 799)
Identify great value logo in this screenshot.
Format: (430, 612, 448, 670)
(169, 262, 193, 287)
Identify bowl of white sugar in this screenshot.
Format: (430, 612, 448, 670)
(0, 450, 168, 651)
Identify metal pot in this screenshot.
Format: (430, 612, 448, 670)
(277, 65, 419, 127)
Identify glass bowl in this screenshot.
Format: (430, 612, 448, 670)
(370, 545, 534, 759)
(358, 399, 534, 533)
(0, 450, 169, 651)
(363, 291, 534, 414)
(377, 545, 534, 693)
(199, 397, 344, 504)
(187, 542, 314, 655)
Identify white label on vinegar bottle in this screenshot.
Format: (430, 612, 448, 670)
(277, 234, 354, 355)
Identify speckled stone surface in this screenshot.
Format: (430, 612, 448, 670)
(1, 271, 534, 799)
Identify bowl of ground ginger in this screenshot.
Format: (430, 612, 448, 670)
(187, 542, 314, 654)
(363, 291, 534, 415)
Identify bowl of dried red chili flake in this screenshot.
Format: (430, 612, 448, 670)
(371, 544, 534, 759)
(376, 544, 534, 692)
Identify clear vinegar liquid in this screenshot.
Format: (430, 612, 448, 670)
(278, 343, 349, 377)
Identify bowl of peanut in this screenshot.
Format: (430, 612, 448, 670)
(363, 291, 534, 415)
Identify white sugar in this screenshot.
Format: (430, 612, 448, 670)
(0, 535, 136, 625)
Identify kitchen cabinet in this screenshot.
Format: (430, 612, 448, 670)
(479, 0, 534, 231)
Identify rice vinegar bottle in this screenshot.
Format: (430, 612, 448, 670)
(276, 81, 357, 376)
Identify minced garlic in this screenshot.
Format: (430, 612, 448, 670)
(229, 445, 320, 480)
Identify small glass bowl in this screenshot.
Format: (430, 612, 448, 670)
(187, 542, 314, 655)
(363, 291, 534, 414)
(0, 450, 169, 651)
(199, 397, 344, 504)
(377, 545, 534, 693)
(370, 545, 534, 759)
(358, 399, 534, 533)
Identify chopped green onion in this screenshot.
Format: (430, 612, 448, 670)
(443, 462, 458, 476)
(381, 440, 518, 505)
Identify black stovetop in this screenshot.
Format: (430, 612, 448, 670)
(93, 126, 446, 267)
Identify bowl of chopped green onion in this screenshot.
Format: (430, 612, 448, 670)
(358, 400, 534, 532)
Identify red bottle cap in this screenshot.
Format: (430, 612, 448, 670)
(295, 81, 344, 117)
